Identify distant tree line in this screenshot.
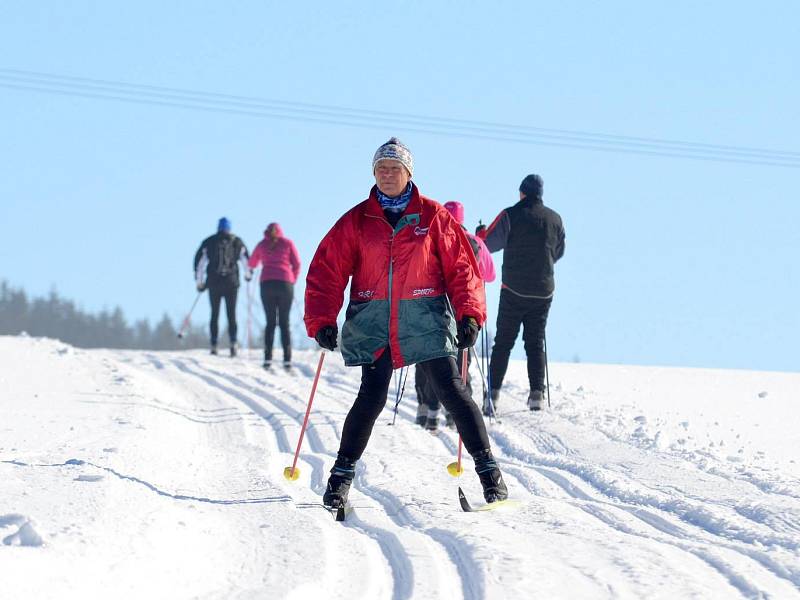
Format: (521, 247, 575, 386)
(0, 280, 210, 350)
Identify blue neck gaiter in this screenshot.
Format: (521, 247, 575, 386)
(376, 182, 413, 213)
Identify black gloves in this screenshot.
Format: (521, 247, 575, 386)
(456, 316, 480, 349)
(315, 324, 338, 351)
(196, 282, 206, 292)
(317, 320, 475, 350)
(475, 221, 486, 237)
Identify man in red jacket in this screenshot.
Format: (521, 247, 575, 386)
(305, 138, 508, 509)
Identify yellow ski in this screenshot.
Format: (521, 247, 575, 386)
(458, 487, 521, 512)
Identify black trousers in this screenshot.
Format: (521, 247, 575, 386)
(339, 347, 490, 460)
(208, 285, 238, 345)
(489, 289, 552, 392)
(416, 349, 473, 412)
(260, 280, 293, 362)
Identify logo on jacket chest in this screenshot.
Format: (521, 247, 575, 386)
(413, 226, 429, 236)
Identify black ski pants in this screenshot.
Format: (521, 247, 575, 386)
(339, 347, 490, 460)
(415, 349, 473, 412)
(208, 284, 238, 345)
(260, 280, 293, 362)
(489, 289, 552, 393)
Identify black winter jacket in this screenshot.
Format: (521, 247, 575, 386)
(483, 197, 565, 297)
(194, 233, 250, 289)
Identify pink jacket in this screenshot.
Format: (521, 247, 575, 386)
(469, 232, 496, 283)
(443, 201, 496, 283)
(248, 223, 301, 284)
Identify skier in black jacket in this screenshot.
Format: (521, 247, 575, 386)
(477, 174, 565, 411)
(193, 217, 252, 356)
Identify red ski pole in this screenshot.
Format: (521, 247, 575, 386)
(447, 348, 469, 476)
(284, 351, 326, 481)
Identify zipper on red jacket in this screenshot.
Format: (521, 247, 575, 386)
(364, 213, 397, 364)
(389, 213, 420, 368)
(365, 212, 420, 368)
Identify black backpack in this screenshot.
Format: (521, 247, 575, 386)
(212, 234, 238, 277)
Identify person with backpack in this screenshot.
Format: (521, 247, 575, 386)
(476, 174, 565, 411)
(415, 200, 495, 431)
(304, 137, 508, 509)
(194, 217, 251, 356)
(248, 223, 301, 370)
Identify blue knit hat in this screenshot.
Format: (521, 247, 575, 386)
(218, 217, 232, 232)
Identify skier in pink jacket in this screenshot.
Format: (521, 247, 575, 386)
(444, 201, 496, 284)
(248, 223, 301, 369)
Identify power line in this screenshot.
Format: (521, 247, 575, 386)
(2, 68, 799, 168)
(6, 68, 800, 161)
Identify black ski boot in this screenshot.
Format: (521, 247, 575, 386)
(474, 449, 508, 503)
(425, 416, 439, 432)
(527, 390, 544, 411)
(415, 402, 427, 427)
(323, 454, 356, 508)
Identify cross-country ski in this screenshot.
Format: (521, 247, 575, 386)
(457, 487, 521, 513)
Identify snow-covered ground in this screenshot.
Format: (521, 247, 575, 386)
(2, 335, 799, 599)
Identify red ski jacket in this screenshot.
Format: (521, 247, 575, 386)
(304, 185, 486, 368)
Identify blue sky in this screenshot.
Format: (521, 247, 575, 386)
(1, 1, 798, 371)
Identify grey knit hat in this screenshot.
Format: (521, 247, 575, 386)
(372, 137, 414, 176)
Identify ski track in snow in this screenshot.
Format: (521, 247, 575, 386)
(481, 402, 800, 596)
(345, 362, 800, 598)
(140, 352, 391, 599)
(169, 354, 481, 600)
(181, 351, 800, 598)
(3, 339, 799, 599)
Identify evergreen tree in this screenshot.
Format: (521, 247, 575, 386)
(0, 280, 209, 350)
(133, 318, 152, 348)
(0, 281, 29, 334)
(108, 307, 133, 349)
(152, 314, 179, 350)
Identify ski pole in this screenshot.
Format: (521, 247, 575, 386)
(283, 350, 326, 481)
(484, 324, 496, 418)
(482, 326, 489, 413)
(544, 333, 551, 408)
(177, 291, 203, 339)
(447, 348, 469, 476)
(479, 328, 487, 403)
(470, 348, 486, 406)
(471, 343, 497, 422)
(246, 280, 253, 357)
(470, 346, 487, 394)
(390, 366, 409, 426)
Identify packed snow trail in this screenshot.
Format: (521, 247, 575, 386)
(1, 336, 799, 599)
